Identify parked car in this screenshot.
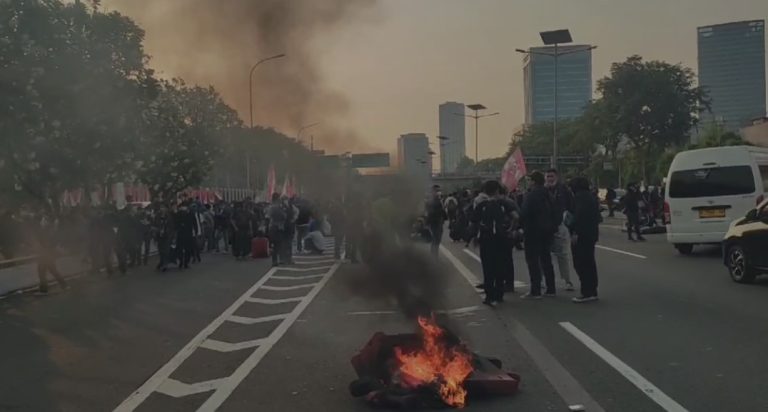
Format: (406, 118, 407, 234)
(665, 146, 768, 255)
(723, 199, 768, 283)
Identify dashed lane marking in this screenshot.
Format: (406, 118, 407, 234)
(595, 245, 647, 259)
(560, 322, 688, 412)
(440, 245, 606, 412)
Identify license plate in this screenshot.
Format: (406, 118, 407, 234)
(699, 209, 726, 218)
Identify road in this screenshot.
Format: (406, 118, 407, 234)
(2, 222, 768, 411)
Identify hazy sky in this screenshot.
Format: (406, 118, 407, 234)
(312, 0, 767, 159)
(116, 0, 768, 160)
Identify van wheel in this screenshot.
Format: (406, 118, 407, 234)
(674, 244, 694, 255)
(727, 245, 756, 284)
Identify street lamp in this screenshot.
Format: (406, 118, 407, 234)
(246, 53, 286, 191)
(516, 29, 596, 168)
(455, 104, 499, 163)
(297, 122, 321, 144)
(249, 53, 286, 128)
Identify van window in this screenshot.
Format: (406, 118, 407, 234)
(760, 165, 768, 192)
(668, 166, 755, 198)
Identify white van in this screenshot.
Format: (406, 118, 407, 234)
(665, 146, 768, 254)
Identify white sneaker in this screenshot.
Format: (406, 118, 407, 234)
(572, 296, 598, 303)
(565, 282, 575, 292)
(520, 293, 543, 300)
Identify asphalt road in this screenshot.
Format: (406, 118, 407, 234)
(2, 223, 768, 411)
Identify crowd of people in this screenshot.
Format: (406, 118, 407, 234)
(1, 192, 341, 296)
(421, 169, 602, 307)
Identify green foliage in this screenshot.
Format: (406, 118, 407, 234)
(0, 0, 316, 211)
(595, 55, 709, 181)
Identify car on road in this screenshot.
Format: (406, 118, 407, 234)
(723, 199, 768, 283)
(665, 146, 768, 255)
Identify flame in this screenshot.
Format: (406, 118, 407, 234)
(393, 316, 474, 408)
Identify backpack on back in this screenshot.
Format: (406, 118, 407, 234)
(478, 199, 512, 239)
(538, 191, 561, 234)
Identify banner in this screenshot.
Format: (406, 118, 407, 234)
(501, 148, 527, 192)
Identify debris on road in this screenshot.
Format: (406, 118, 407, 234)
(349, 316, 520, 409)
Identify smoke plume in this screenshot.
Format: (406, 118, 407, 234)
(105, 0, 378, 152)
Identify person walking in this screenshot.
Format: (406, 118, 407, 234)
(231, 202, 253, 260)
(568, 177, 601, 303)
(606, 186, 617, 218)
(282, 197, 299, 264)
(425, 185, 448, 258)
(267, 193, 288, 266)
(154, 205, 174, 272)
(34, 212, 69, 296)
(520, 171, 558, 299)
(174, 203, 198, 269)
(295, 198, 311, 253)
(471, 180, 519, 306)
(624, 183, 645, 241)
(202, 204, 215, 252)
(545, 169, 575, 291)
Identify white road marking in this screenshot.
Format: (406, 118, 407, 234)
(114, 259, 341, 412)
(245, 297, 304, 305)
(560, 322, 688, 412)
(200, 338, 267, 353)
(157, 378, 227, 398)
(227, 314, 288, 325)
(595, 245, 647, 259)
(601, 224, 626, 230)
(440, 246, 605, 412)
(294, 259, 336, 265)
(197, 263, 340, 411)
(113, 266, 281, 412)
(273, 266, 333, 272)
(261, 283, 317, 291)
(271, 273, 326, 280)
(461, 248, 528, 288)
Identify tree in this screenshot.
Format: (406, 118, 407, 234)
(139, 80, 241, 202)
(595, 55, 709, 182)
(0, 0, 153, 209)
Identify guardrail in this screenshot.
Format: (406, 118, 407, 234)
(0, 255, 37, 270)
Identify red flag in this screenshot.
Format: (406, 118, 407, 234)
(501, 148, 527, 192)
(280, 174, 289, 197)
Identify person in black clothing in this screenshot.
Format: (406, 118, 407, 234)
(471, 180, 519, 306)
(624, 183, 645, 241)
(34, 212, 69, 296)
(295, 198, 311, 252)
(568, 177, 601, 303)
(425, 185, 448, 258)
(115, 206, 135, 275)
(154, 205, 174, 272)
(520, 171, 558, 299)
(606, 186, 617, 217)
(174, 203, 198, 269)
(231, 202, 252, 260)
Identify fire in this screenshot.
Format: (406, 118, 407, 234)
(393, 316, 474, 408)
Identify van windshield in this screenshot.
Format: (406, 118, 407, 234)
(669, 166, 755, 198)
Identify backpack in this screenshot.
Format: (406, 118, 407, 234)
(538, 191, 561, 234)
(478, 199, 512, 239)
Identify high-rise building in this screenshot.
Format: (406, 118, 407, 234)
(523, 45, 593, 125)
(438, 102, 466, 174)
(397, 133, 431, 184)
(697, 20, 766, 133)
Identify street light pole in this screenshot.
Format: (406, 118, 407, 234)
(515, 41, 597, 168)
(297, 122, 320, 144)
(456, 104, 499, 164)
(246, 53, 286, 191)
